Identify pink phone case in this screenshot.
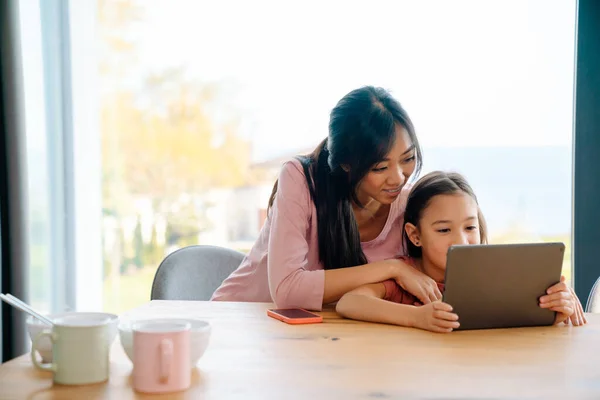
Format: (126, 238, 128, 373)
(267, 309, 323, 324)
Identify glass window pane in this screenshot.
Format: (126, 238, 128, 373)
(19, 0, 53, 314)
(97, 0, 576, 313)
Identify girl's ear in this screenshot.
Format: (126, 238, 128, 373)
(405, 223, 422, 247)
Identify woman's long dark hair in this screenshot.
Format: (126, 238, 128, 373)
(403, 171, 488, 258)
(268, 86, 422, 270)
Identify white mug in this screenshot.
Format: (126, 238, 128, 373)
(31, 314, 112, 385)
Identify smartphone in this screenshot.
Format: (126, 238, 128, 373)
(266, 308, 323, 325)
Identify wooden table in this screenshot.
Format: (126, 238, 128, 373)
(0, 301, 599, 399)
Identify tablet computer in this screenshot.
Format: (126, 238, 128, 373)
(442, 242, 565, 330)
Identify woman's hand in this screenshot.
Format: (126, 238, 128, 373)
(539, 276, 586, 326)
(412, 301, 459, 333)
(389, 259, 442, 305)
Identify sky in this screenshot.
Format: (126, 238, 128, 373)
(127, 0, 577, 162)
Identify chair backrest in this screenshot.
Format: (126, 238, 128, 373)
(586, 276, 600, 313)
(150, 245, 245, 301)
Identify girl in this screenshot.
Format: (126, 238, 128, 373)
(336, 171, 585, 332)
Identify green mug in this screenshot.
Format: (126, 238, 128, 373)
(31, 314, 111, 385)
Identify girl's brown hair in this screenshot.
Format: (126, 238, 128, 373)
(403, 171, 488, 258)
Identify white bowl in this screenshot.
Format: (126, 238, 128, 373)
(118, 318, 211, 367)
(27, 312, 119, 363)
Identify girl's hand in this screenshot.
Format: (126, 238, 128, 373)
(389, 259, 442, 305)
(539, 276, 586, 326)
(412, 301, 460, 333)
(567, 285, 587, 326)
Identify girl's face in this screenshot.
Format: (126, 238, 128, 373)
(405, 193, 482, 272)
(355, 125, 417, 206)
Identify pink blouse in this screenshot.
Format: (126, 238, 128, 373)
(211, 159, 410, 310)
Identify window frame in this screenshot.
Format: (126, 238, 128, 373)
(572, 0, 600, 307)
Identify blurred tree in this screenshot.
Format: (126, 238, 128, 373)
(142, 224, 164, 268)
(98, 0, 251, 255)
(98, 0, 142, 82)
(132, 217, 143, 269)
(99, 0, 142, 217)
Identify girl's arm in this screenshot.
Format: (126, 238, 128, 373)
(335, 283, 418, 326)
(540, 276, 586, 326)
(336, 283, 460, 333)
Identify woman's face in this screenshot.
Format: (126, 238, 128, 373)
(355, 125, 417, 206)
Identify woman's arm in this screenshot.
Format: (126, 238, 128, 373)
(323, 258, 441, 305)
(268, 161, 441, 311)
(268, 162, 397, 309)
(267, 162, 323, 310)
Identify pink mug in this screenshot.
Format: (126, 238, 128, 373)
(132, 320, 191, 394)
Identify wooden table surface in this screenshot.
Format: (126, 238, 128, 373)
(0, 301, 599, 399)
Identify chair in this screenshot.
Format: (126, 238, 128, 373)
(150, 245, 245, 301)
(585, 276, 600, 313)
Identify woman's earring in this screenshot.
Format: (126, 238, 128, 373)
(415, 240, 420, 246)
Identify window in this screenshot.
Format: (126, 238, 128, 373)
(18, 0, 103, 314)
(95, 0, 577, 313)
(15, 0, 578, 316)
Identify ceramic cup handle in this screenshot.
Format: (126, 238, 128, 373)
(31, 330, 57, 372)
(159, 338, 173, 382)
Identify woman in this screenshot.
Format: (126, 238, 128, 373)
(212, 86, 439, 310)
(211, 86, 585, 323)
